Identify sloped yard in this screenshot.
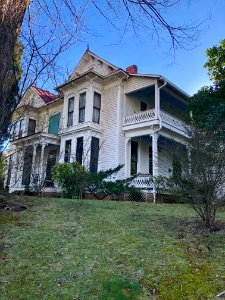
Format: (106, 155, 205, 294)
(0, 197, 225, 299)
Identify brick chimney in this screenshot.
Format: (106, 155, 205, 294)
(126, 64, 138, 74)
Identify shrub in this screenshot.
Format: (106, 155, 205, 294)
(52, 162, 89, 199)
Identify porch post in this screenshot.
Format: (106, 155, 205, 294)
(31, 144, 37, 182)
(59, 139, 65, 163)
(151, 132, 158, 203)
(39, 143, 47, 182)
(152, 132, 158, 177)
(125, 137, 131, 177)
(154, 81, 160, 118)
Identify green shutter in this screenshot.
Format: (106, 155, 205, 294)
(48, 113, 60, 134)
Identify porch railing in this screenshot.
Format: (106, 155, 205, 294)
(131, 174, 153, 189)
(123, 109, 155, 126)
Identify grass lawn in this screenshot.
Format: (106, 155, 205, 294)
(0, 197, 225, 300)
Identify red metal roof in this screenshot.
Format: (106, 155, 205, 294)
(32, 86, 57, 103)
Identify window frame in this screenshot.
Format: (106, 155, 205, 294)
(67, 97, 74, 127)
(90, 137, 100, 173)
(92, 92, 101, 124)
(79, 92, 86, 123)
(76, 137, 83, 165)
(64, 139, 72, 162)
(18, 119, 24, 138)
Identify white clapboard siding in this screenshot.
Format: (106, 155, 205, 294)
(101, 85, 118, 172)
(125, 76, 155, 94)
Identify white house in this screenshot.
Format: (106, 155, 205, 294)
(6, 50, 189, 199)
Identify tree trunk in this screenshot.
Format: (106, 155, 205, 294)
(0, 0, 30, 147)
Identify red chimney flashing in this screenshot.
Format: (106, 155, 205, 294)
(126, 65, 138, 74)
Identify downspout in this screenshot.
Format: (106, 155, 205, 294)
(152, 78, 167, 203)
(155, 78, 167, 133)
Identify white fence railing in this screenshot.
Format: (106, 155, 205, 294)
(131, 175, 153, 189)
(123, 109, 155, 126)
(160, 111, 187, 134)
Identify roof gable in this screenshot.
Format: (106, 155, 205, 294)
(70, 50, 119, 80)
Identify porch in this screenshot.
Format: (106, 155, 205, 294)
(7, 135, 60, 193)
(123, 82, 188, 137)
(125, 134, 186, 190)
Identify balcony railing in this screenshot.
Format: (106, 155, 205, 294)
(160, 111, 187, 135)
(123, 109, 155, 126)
(123, 109, 187, 135)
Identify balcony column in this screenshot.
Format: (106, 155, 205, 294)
(154, 81, 160, 118)
(125, 137, 131, 177)
(151, 132, 158, 203)
(39, 143, 47, 182)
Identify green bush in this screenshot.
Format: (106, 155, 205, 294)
(52, 162, 89, 199)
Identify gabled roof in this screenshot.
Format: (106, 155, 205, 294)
(69, 49, 119, 80)
(32, 86, 57, 103)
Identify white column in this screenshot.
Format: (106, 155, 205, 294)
(152, 132, 158, 177)
(116, 84, 122, 168)
(59, 138, 65, 163)
(125, 137, 131, 177)
(83, 131, 91, 170)
(39, 144, 47, 181)
(151, 132, 158, 203)
(31, 144, 37, 182)
(154, 81, 160, 118)
(71, 138, 76, 162)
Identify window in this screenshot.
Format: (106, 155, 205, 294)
(76, 137, 83, 164)
(67, 97, 74, 127)
(131, 140, 138, 175)
(64, 140, 71, 162)
(92, 92, 101, 124)
(18, 119, 24, 138)
(141, 102, 147, 111)
(22, 146, 33, 185)
(79, 93, 86, 123)
(12, 122, 17, 140)
(27, 119, 36, 135)
(45, 149, 57, 187)
(6, 155, 12, 186)
(48, 113, 60, 134)
(90, 137, 99, 173)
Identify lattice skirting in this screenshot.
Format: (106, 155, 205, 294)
(124, 192, 154, 202)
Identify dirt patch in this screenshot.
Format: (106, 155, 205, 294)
(0, 195, 27, 212)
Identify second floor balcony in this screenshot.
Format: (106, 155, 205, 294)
(123, 109, 187, 136)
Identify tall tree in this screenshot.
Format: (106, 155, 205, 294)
(169, 40, 225, 228)
(0, 0, 29, 149)
(204, 39, 225, 84)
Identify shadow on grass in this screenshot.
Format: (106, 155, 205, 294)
(98, 275, 144, 300)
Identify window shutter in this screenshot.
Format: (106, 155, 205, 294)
(48, 113, 60, 134)
(90, 137, 99, 173)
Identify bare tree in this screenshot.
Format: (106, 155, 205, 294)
(1, 0, 204, 149)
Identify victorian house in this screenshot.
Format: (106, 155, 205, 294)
(6, 50, 189, 199)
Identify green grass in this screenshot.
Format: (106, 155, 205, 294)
(0, 197, 225, 299)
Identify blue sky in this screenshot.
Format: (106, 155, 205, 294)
(58, 0, 225, 96)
